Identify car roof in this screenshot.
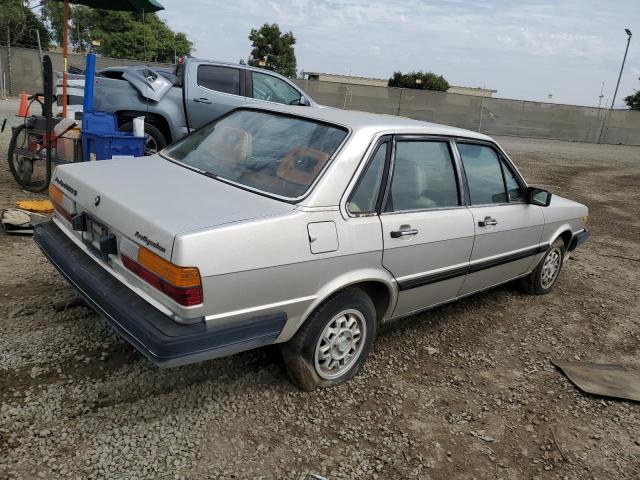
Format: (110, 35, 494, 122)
(241, 103, 494, 141)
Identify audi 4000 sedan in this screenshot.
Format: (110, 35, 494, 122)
(35, 105, 589, 390)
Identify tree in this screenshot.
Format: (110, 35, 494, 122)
(247, 23, 296, 78)
(0, 0, 51, 49)
(41, 4, 193, 62)
(625, 79, 640, 110)
(388, 71, 450, 92)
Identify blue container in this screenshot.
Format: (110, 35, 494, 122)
(82, 132, 145, 161)
(82, 111, 118, 135)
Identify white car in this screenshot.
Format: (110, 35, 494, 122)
(35, 105, 590, 390)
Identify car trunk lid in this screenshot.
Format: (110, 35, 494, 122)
(53, 155, 295, 260)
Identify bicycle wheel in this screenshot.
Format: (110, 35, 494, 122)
(7, 124, 50, 192)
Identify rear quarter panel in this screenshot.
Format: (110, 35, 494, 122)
(93, 78, 187, 141)
(173, 208, 395, 342)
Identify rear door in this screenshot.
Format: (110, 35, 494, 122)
(185, 61, 246, 129)
(379, 137, 475, 317)
(456, 141, 545, 295)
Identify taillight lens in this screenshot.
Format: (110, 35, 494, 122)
(49, 184, 72, 221)
(122, 247, 202, 306)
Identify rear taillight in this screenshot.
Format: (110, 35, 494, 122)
(49, 184, 72, 221)
(122, 247, 202, 306)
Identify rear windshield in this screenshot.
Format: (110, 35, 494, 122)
(163, 110, 348, 199)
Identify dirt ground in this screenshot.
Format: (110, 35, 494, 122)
(0, 98, 639, 479)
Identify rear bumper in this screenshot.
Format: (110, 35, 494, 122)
(33, 220, 286, 367)
(569, 229, 590, 251)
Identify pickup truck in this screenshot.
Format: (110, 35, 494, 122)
(78, 58, 317, 154)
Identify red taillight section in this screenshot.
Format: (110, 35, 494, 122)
(122, 255, 203, 306)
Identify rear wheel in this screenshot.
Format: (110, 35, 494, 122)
(281, 288, 377, 391)
(119, 121, 166, 156)
(520, 238, 565, 295)
(7, 124, 48, 192)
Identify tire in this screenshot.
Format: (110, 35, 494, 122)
(8, 124, 46, 192)
(519, 238, 565, 295)
(281, 288, 377, 391)
(119, 121, 166, 156)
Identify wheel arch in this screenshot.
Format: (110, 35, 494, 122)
(546, 224, 574, 250)
(115, 110, 172, 144)
(286, 269, 397, 341)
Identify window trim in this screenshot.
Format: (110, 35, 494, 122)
(196, 64, 242, 96)
(454, 139, 528, 208)
(380, 135, 465, 215)
(346, 138, 392, 216)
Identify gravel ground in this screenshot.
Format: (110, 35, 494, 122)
(1, 97, 639, 479)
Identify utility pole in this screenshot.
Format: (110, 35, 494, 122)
(611, 29, 632, 109)
(597, 81, 605, 109)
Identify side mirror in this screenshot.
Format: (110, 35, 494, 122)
(299, 95, 310, 106)
(527, 187, 552, 207)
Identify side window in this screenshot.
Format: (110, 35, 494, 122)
(501, 159, 524, 202)
(458, 144, 507, 205)
(348, 142, 388, 215)
(197, 65, 240, 95)
(385, 141, 459, 212)
(252, 72, 301, 105)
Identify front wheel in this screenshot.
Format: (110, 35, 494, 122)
(281, 288, 377, 391)
(520, 238, 565, 295)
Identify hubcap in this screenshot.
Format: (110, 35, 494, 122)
(541, 247, 561, 288)
(314, 309, 367, 380)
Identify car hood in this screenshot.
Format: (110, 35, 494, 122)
(53, 155, 295, 260)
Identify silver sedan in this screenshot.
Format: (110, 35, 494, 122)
(35, 105, 589, 390)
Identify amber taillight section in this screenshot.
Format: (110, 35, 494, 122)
(48, 184, 71, 221)
(122, 246, 202, 306)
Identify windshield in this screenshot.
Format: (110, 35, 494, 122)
(163, 110, 348, 199)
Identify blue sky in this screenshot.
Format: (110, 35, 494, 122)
(158, 0, 639, 107)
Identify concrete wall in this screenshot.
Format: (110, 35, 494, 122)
(1, 47, 638, 146)
(294, 79, 640, 146)
(0, 46, 171, 97)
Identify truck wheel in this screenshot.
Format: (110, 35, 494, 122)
(282, 288, 376, 391)
(520, 238, 565, 295)
(119, 121, 166, 155)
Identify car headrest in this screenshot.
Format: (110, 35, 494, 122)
(207, 126, 251, 164)
(276, 147, 330, 187)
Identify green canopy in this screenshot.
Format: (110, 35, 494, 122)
(63, 0, 164, 13)
(54, 0, 164, 116)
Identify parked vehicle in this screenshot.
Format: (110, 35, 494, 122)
(34, 105, 590, 390)
(79, 59, 316, 154)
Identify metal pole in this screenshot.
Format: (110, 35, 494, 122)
(62, 0, 69, 118)
(36, 29, 43, 64)
(478, 91, 486, 132)
(7, 29, 12, 96)
(611, 31, 632, 109)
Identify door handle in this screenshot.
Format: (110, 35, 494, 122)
(478, 216, 498, 227)
(193, 97, 212, 104)
(390, 228, 419, 238)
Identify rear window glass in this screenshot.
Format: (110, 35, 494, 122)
(163, 110, 348, 199)
(197, 65, 240, 95)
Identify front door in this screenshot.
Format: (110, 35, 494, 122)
(456, 142, 545, 295)
(379, 138, 475, 317)
(186, 62, 246, 130)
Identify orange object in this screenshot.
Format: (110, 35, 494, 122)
(16, 199, 54, 214)
(17, 92, 29, 117)
(137, 246, 201, 288)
